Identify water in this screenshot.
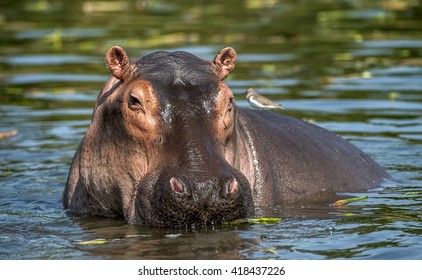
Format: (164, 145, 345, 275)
(1, 0, 421, 260)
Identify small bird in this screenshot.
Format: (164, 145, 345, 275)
(245, 88, 284, 110)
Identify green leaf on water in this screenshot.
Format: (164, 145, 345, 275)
(77, 239, 108, 245)
(405, 191, 419, 195)
(388, 91, 400, 100)
(342, 213, 356, 217)
(261, 247, 278, 255)
(332, 196, 368, 208)
(225, 217, 282, 225)
(248, 217, 282, 224)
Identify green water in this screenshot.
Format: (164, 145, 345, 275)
(1, 0, 421, 259)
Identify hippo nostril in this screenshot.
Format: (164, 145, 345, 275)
(229, 178, 239, 194)
(170, 177, 184, 193)
(221, 177, 239, 197)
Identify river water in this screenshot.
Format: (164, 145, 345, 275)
(1, 0, 421, 259)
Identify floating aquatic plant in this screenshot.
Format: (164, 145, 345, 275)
(332, 196, 368, 208)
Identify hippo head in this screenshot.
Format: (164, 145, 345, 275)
(84, 46, 254, 227)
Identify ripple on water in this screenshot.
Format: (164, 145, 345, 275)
(8, 74, 108, 85)
(0, 55, 101, 66)
(14, 28, 107, 39)
(1, 0, 422, 261)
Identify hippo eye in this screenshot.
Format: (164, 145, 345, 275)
(129, 93, 145, 113)
(228, 97, 233, 112)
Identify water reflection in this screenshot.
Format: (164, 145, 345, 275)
(68, 216, 248, 259)
(1, 0, 421, 259)
(15, 28, 107, 40)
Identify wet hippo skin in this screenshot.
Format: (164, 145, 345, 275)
(63, 46, 390, 227)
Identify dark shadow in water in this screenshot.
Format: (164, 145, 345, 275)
(70, 214, 250, 259)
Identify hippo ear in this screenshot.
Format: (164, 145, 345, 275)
(214, 47, 237, 80)
(105, 46, 134, 82)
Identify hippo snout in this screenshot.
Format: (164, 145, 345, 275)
(130, 172, 254, 227)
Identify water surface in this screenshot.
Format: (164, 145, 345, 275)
(1, 0, 421, 259)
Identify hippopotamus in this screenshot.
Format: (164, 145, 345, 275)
(63, 46, 389, 227)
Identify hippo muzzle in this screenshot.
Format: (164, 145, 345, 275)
(130, 161, 254, 227)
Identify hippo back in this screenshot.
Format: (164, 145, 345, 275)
(236, 109, 389, 205)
